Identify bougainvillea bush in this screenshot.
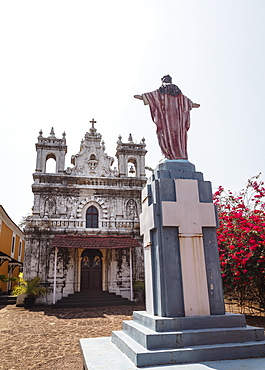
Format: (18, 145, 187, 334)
(213, 174, 265, 310)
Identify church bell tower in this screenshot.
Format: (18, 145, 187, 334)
(35, 127, 67, 174)
(116, 133, 147, 178)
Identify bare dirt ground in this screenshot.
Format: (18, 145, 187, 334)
(0, 303, 144, 370)
(1, 303, 264, 370)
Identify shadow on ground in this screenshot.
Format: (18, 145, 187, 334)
(24, 303, 146, 319)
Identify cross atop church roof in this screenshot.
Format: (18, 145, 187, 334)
(90, 118, 96, 129)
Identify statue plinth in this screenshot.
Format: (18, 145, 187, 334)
(140, 159, 224, 317)
(110, 160, 265, 367)
(80, 160, 265, 368)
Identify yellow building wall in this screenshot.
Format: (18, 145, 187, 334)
(0, 206, 25, 293)
(0, 222, 13, 255)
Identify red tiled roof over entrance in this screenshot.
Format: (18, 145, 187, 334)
(51, 234, 141, 249)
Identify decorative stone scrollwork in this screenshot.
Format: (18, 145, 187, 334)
(126, 199, 138, 219)
(66, 197, 79, 218)
(44, 196, 56, 217)
(87, 154, 98, 172)
(76, 196, 108, 219)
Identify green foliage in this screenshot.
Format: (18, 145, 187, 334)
(25, 276, 48, 298)
(18, 213, 30, 229)
(133, 280, 145, 291)
(0, 274, 18, 283)
(133, 280, 145, 303)
(12, 274, 48, 298)
(12, 273, 27, 296)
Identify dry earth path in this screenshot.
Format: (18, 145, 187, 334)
(1, 304, 264, 370)
(0, 303, 144, 370)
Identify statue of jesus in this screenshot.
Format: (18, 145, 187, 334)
(134, 75, 200, 160)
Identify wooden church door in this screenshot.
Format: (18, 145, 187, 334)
(81, 249, 102, 291)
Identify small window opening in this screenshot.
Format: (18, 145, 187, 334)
(11, 237, 15, 254)
(18, 241, 22, 257)
(86, 206, 99, 228)
(127, 160, 136, 177)
(45, 154, 56, 173)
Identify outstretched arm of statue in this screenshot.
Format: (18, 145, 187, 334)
(134, 94, 150, 105)
(192, 103, 200, 108)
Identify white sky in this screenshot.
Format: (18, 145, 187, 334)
(1, 0, 265, 225)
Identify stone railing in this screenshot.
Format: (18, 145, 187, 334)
(26, 218, 140, 232)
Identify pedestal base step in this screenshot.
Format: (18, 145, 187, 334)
(122, 319, 264, 349)
(112, 330, 265, 367)
(111, 311, 265, 367)
(132, 311, 247, 331)
(80, 337, 265, 370)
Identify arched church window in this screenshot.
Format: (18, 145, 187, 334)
(86, 206, 99, 228)
(45, 154, 56, 173)
(127, 158, 137, 177)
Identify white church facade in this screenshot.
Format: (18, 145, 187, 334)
(24, 121, 147, 304)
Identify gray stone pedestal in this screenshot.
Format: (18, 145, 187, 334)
(111, 311, 265, 367)
(139, 160, 224, 317)
(81, 160, 265, 367)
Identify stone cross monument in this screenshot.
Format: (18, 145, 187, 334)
(111, 78, 265, 366)
(140, 172, 220, 318)
(80, 79, 265, 368)
(111, 161, 265, 368)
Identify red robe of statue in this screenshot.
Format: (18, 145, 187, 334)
(143, 90, 193, 160)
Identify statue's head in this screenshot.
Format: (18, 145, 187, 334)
(159, 75, 181, 96)
(161, 75, 172, 84)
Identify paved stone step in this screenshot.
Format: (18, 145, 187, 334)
(54, 301, 134, 308)
(60, 291, 121, 297)
(58, 296, 129, 303)
(58, 295, 127, 302)
(56, 298, 131, 304)
(53, 290, 134, 308)
(122, 320, 265, 349)
(58, 298, 130, 303)
(81, 337, 265, 370)
(0, 295, 16, 305)
(112, 330, 265, 367)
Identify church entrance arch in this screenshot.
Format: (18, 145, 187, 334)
(81, 249, 102, 291)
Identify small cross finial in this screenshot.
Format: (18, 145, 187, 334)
(90, 118, 96, 129)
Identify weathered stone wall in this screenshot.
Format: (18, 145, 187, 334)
(24, 126, 146, 304)
(105, 246, 144, 300)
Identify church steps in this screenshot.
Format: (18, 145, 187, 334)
(59, 292, 118, 300)
(0, 295, 16, 305)
(53, 291, 134, 308)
